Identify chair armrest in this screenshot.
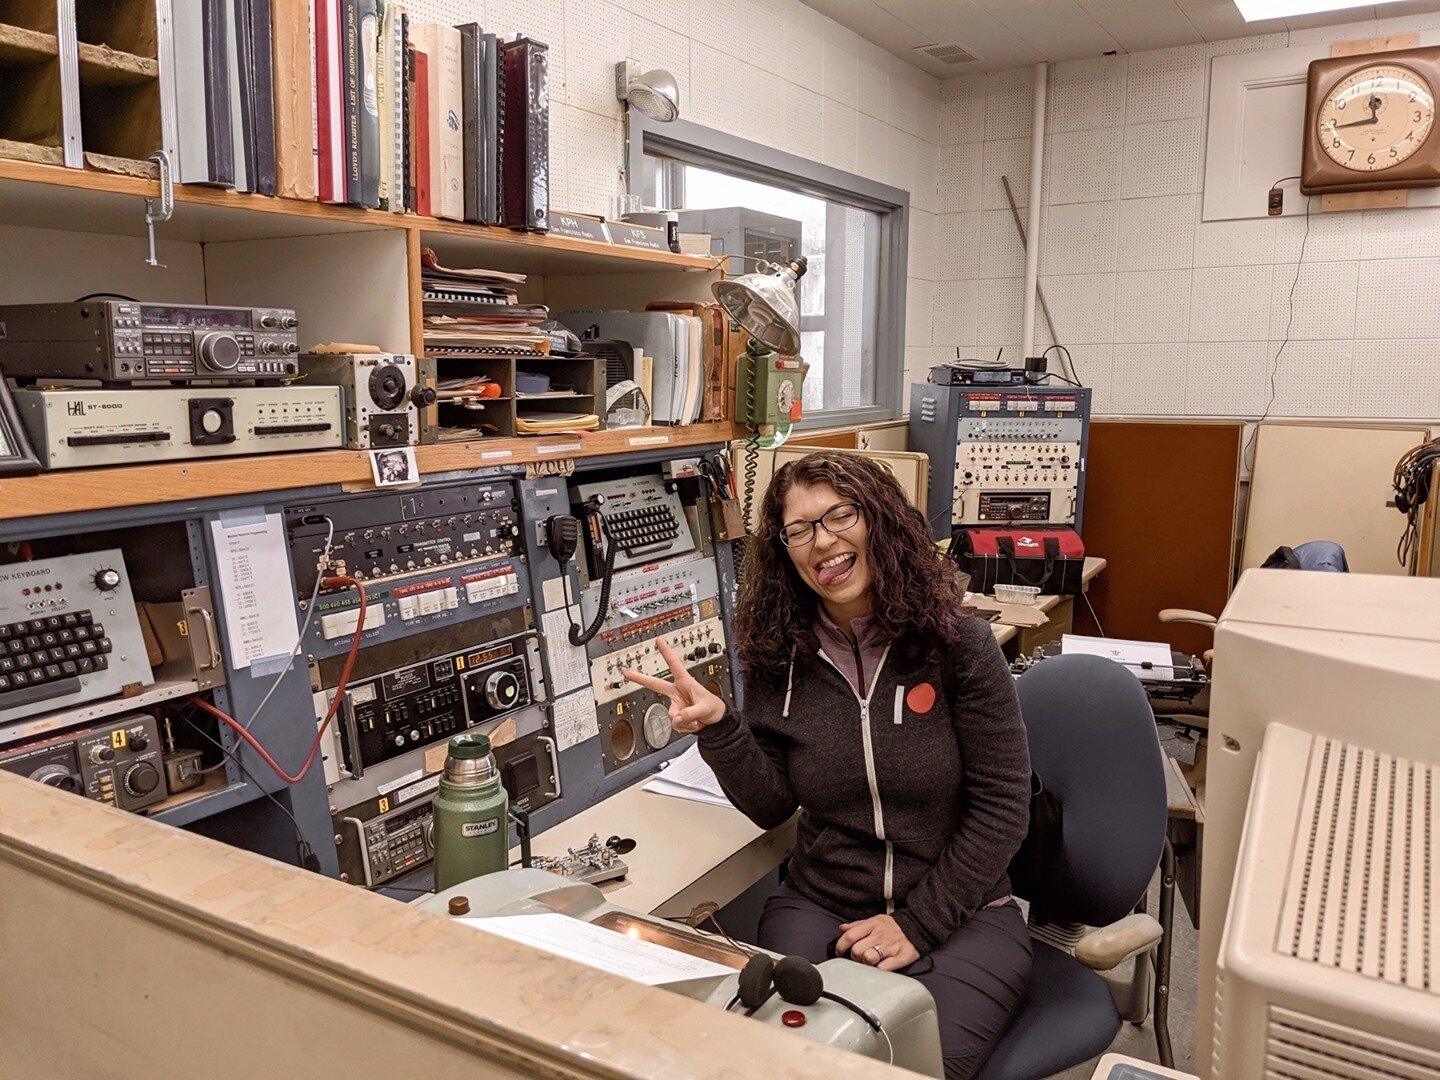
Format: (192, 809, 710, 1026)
(1073, 914, 1164, 971)
(1158, 609, 1217, 627)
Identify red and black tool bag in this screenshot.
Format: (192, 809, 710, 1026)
(948, 527, 1086, 596)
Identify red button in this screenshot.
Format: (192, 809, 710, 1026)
(781, 1010, 806, 1028)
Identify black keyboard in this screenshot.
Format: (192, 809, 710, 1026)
(608, 505, 681, 555)
(0, 611, 112, 711)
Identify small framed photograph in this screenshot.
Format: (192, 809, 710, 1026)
(369, 445, 418, 487)
(0, 372, 43, 477)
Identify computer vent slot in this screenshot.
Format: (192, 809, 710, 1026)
(1265, 1006, 1440, 1078)
(1277, 737, 1437, 995)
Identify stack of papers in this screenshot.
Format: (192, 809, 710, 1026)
(1061, 634, 1174, 680)
(643, 743, 732, 808)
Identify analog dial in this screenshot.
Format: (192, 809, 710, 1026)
(642, 703, 672, 750)
(1318, 64, 1435, 172)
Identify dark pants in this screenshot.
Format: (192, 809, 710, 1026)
(758, 884, 1032, 1080)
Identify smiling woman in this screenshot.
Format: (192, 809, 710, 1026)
(622, 451, 1034, 1080)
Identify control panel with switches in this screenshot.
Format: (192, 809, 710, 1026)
(598, 653, 733, 774)
(909, 382, 1091, 536)
(315, 631, 536, 782)
(590, 616, 728, 706)
(0, 713, 167, 812)
(578, 555, 720, 655)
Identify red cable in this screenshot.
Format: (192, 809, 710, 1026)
(194, 576, 368, 785)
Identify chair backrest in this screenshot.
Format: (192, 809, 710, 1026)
(1009, 654, 1167, 928)
(1260, 540, 1349, 572)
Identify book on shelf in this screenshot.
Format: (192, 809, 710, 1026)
(169, 0, 235, 187)
(500, 37, 548, 232)
(314, 0, 345, 202)
(377, 1, 406, 211)
(412, 45, 431, 216)
(271, 0, 315, 198)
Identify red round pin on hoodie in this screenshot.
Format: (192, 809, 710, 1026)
(906, 682, 937, 714)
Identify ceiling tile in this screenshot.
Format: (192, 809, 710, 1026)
(1075, 0, 1205, 52)
(882, 0, 1047, 70)
(974, 0, 1121, 61)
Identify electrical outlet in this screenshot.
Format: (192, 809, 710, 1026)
(1268, 187, 1285, 216)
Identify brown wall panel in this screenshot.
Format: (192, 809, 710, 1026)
(1073, 421, 1242, 657)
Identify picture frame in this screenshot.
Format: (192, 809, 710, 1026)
(0, 371, 43, 477)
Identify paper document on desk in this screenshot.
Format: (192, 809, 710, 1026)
(462, 912, 734, 985)
(1061, 635, 1174, 680)
(643, 743, 732, 808)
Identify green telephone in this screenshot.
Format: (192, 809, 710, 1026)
(734, 339, 806, 427)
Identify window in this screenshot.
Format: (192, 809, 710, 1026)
(627, 115, 908, 426)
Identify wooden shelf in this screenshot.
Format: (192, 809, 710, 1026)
(0, 159, 718, 274)
(0, 422, 742, 523)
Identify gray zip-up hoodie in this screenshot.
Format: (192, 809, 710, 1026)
(697, 615, 1030, 954)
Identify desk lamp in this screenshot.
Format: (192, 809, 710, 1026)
(712, 256, 808, 433)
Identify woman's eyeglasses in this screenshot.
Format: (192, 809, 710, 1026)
(778, 502, 862, 548)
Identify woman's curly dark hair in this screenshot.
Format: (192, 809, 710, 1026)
(737, 450, 970, 683)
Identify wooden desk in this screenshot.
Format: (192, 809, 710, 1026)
(511, 779, 796, 919)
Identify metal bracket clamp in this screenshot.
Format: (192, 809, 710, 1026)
(144, 150, 175, 268)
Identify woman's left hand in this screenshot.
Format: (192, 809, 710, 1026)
(835, 914, 920, 972)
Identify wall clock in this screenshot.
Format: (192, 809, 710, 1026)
(1301, 46, 1440, 195)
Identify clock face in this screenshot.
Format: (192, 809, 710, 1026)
(1317, 64, 1436, 172)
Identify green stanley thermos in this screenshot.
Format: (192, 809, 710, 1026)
(432, 732, 509, 892)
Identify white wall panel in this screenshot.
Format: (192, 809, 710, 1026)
(888, 71, 920, 138)
(1040, 272, 1116, 345)
(913, 139, 939, 213)
(1190, 265, 1271, 342)
(938, 145, 983, 213)
(1273, 209, 1365, 263)
(1193, 216, 1274, 267)
(887, 128, 918, 198)
(979, 209, 1027, 278)
(630, 19, 691, 113)
(976, 277, 1025, 356)
(624, 0, 690, 35)
(1117, 194, 1195, 271)
(786, 0, 829, 91)
(906, 278, 935, 346)
(981, 137, 1033, 209)
(939, 76, 986, 145)
(1125, 46, 1206, 124)
(565, 0, 630, 116)
(1268, 340, 1352, 417)
(1048, 128, 1121, 205)
(938, 212, 979, 280)
(562, 105, 624, 216)
(489, 0, 566, 99)
(985, 68, 1035, 142)
(822, 24, 862, 110)
(1353, 258, 1440, 339)
(1109, 342, 1189, 415)
(856, 111, 891, 183)
(1268, 261, 1357, 341)
(1186, 341, 1269, 416)
(821, 99, 859, 173)
(1048, 55, 1126, 134)
(1042, 200, 1118, 276)
(1350, 340, 1440, 419)
(1359, 206, 1440, 260)
(784, 81, 827, 166)
(1121, 118, 1202, 198)
(1114, 269, 1192, 343)
(934, 280, 979, 349)
(909, 209, 939, 281)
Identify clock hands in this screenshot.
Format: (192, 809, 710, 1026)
(1333, 94, 1382, 129)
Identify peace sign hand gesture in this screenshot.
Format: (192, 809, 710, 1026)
(622, 639, 727, 734)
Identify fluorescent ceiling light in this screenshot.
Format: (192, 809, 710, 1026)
(1234, 0, 1374, 20)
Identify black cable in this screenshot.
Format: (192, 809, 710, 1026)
(72, 292, 139, 302)
(1245, 187, 1313, 469)
(176, 709, 317, 870)
(1042, 344, 1082, 385)
(566, 513, 616, 646)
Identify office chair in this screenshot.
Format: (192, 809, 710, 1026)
(977, 655, 1172, 1080)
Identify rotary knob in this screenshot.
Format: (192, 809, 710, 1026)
(258, 313, 279, 328)
(31, 765, 78, 791)
(198, 408, 226, 436)
(197, 331, 242, 371)
(123, 762, 160, 798)
(93, 567, 122, 592)
(484, 670, 520, 710)
(642, 703, 672, 750)
(89, 744, 115, 764)
(127, 731, 150, 753)
(280, 314, 298, 329)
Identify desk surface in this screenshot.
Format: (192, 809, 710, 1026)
(511, 775, 796, 918)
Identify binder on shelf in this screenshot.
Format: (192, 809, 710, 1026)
(377, 1, 406, 211)
(270, 0, 315, 198)
(500, 37, 548, 232)
(412, 46, 431, 217)
(224, 0, 251, 192)
(339, 0, 358, 204)
(459, 24, 500, 225)
(356, 0, 380, 208)
(237, 0, 276, 196)
(169, 0, 234, 186)
(314, 0, 345, 202)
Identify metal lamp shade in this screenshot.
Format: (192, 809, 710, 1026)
(626, 69, 680, 122)
(712, 268, 801, 355)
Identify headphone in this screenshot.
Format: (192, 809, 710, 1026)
(1392, 437, 1440, 567)
(725, 953, 884, 1034)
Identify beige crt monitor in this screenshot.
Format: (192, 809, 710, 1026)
(1198, 570, 1440, 1077)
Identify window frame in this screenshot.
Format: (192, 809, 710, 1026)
(625, 113, 910, 427)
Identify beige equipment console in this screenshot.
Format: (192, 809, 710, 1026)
(424, 868, 944, 1077)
